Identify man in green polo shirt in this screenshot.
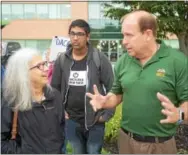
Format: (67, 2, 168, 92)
(86, 10, 188, 154)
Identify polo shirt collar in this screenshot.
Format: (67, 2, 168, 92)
(155, 39, 169, 58)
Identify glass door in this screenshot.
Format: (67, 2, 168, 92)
(90, 39, 123, 63)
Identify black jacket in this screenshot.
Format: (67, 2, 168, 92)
(51, 43, 115, 129)
(1, 86, 65, 154)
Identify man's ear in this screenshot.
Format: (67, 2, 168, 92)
(145, 29, 153, 41)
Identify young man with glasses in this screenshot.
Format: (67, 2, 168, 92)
(51, 19, 115, 154)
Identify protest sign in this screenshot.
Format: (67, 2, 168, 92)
(49, 36, 70, 61)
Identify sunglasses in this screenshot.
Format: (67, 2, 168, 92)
(30, 61, 49, 71)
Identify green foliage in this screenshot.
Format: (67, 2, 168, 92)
(1, 20, 10, 26)
(66, 142, 73, 154)
(101, 148, 111, 154)
(177, 149, 188, 154)
(104, 104, 122, 142)
(104, 1, 188, 37)
(103, 1, 188, 54)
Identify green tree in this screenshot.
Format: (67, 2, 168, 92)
(104, 1, 188, 55)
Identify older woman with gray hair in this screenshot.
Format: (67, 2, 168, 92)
(1, 48, 65, 154)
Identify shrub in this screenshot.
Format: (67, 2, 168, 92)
(104, 104, 122, 142)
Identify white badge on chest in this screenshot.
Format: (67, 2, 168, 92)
(69, 71, 87, 86)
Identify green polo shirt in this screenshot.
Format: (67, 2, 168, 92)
(111, 41, 188, 137)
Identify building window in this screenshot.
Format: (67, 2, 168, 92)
(12, 4, 24, 20)
(90, 39, 123, 63)
(88, 2, 110, 19)
(37, 40, 51, 53)
(56, 4, 61, 19)
(88, 3, 101, 19)
(15, 40, 25, 48)
(25, 40, 37, 50)
(88, 2, 120, 29)
(36, 4, 48, 19)
(7, 40, 51, 54)
(61, 4, 71, 18)
(2, 3, 71, 20)
(24, 4, 36, 19)
(2, 4, 11, 20)
(49, 4, 57, 19)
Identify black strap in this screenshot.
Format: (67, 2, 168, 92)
(11, 111, 18, 140)
(93, 48, 101, 71)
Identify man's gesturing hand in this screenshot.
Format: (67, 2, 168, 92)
(157, 92, 179, 124)
(86, 85, 110, 111)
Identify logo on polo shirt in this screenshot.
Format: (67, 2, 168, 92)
(156, 69, 166, 77)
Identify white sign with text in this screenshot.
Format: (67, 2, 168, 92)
(50, 36, 70, 61)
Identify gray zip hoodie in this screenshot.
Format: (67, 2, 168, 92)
(51, 43, 115, 129)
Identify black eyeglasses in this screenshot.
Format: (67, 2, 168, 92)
(30, 61, 49, 71)
(69, 31, 86, 38)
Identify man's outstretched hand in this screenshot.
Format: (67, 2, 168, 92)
(86, 85, 110, 111)
(157, 92, 179, 124)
